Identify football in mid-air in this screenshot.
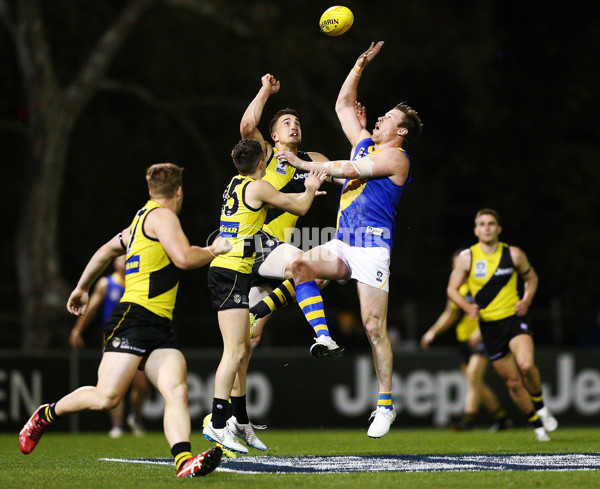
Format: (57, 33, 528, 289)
(319, 6, 354, 37)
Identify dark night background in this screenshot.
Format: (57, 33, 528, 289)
(1, 0, 599, 350)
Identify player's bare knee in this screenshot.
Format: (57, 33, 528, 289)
(164, 381, 188, 405)
(517, 360, 535, 377)
(97, 393, 122, 411)
(291, 255, 313, 281)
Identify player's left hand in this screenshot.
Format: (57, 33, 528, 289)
(304, 170, 328, 192)
(67, 289, 89, 316)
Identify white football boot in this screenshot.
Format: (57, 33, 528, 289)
(203, 421, 248, 454)
(226, 416, 267, 450)
(367, 406, 396, 438)
(309, 335, 344, 359)
(536, 406, 558, 432)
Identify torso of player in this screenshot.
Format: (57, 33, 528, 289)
(261, 147, 313, 242)
(467, 242, 519, 322)
(121, 200, 179, 320)
(102, 272, 125, 323)
(211, 175, 268, 274)
(452, 283, 479, 342)
(334, 138, 410, 249)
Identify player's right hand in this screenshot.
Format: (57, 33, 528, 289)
(355, 41, 384, 70)
(420, 330, 435, 349)
(210, 235, 232, 256)
(304, 170, 328, 192)
(67, 288, 89, 316)
(261, 73, 280, 94)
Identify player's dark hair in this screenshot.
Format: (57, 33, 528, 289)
(475, 208, 500, 224)
(394, 102, 423, 148)
(231, 139, 264, 175)
(146, 163, 184, 198)
(268, 108, 299, 136)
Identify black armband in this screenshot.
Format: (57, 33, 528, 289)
(520, 266, 532, 277)
(118, 232, 126, 250)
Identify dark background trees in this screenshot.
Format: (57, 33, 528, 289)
(1, 0, 599, 349)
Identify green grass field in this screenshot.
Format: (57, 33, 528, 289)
(2, 428, 600, 489)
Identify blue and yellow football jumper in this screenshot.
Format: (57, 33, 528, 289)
(102, 272, 125, 323)
(334, 138, 410, 249)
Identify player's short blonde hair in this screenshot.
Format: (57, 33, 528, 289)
(146, 163, 184, 198)
(474, 208, 500, 224)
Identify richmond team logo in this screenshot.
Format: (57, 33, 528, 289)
(474, 260, 487, 278)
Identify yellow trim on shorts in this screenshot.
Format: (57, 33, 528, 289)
(104, 304, 131, 345)
(219, 274, 238, 309)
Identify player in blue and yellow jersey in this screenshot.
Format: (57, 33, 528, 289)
(20, 163, 229, 478)
(447, 208, 558, 441)
(276, 41, 423, 438)
(69, 255, 149, 438)
(203, 139, 326, 454)
(239, 73, 333, 349)
(421, 250, 513, 432)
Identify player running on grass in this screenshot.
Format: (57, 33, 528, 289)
(19, 163, 228, 478)
(275, 41, 423, 438)
(447, 208, 558, 441)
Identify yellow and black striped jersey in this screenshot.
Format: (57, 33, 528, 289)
(261, 148, 313, 242)
(211, 175, 268, 274)
(121, 200, 179, 320)
(468, 242, 519, 322)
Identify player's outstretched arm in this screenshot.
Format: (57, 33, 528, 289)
(335, 41, 384, 148)
(67, 232, 128, 316)
(147, 208, 231, 270)
(276, 147, 409, 183)
(248, 170, 327, 216)
(240, 74, 280, 155)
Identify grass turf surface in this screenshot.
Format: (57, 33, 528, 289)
(2, 428, 600, 488)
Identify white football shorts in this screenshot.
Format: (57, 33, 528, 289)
(322, 239, 391, 292)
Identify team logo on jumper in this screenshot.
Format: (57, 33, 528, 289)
(220, 221, 239, 238)
(111, 337, 121, 348)
(126, 255, 140, 275)
(276, 161, 287, 175)
(474, 260, 487, 278)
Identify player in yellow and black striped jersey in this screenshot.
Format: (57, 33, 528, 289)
(239, 74, 332, 348)
(421, 250, 513, 432)
(20, 163, 229, 478)
(448, 208, 558, 442)
(203, 139, 326, 454)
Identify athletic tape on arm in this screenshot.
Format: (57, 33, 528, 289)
(324, 157, 374, 178)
